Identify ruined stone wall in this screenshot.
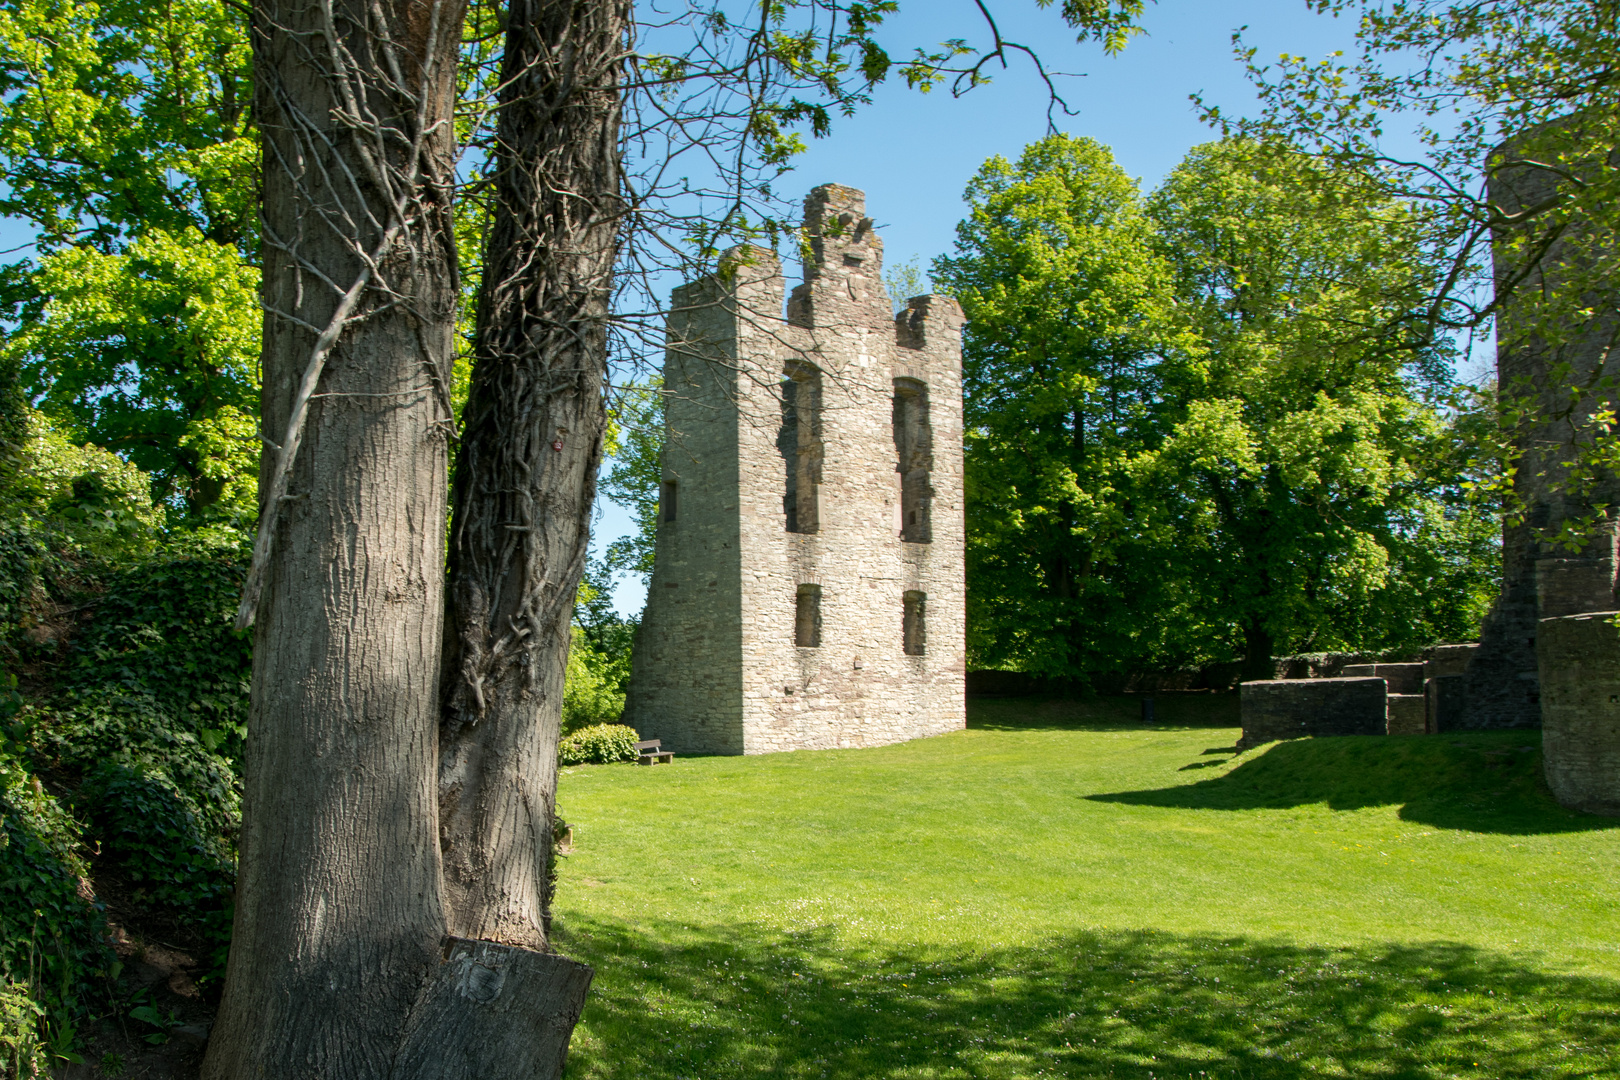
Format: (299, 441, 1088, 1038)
(1466, 153, 1620, 728)
(625, 185, 967, 754)
(1238, 678, 1388, 748)
(622, 274, 749, 754)
(1537, 610, 1620, 815)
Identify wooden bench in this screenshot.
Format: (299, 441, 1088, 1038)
(635, 739, 674, 765)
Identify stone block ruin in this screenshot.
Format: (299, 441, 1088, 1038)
(623, 185, 967, 755)
(1236, 140, 1620, 815)
(1537, 612, 1620, 815)
(1238, 678, 1388, 748)
(1238, 654, 1468, 749)
(1456, 151, 1620, 732)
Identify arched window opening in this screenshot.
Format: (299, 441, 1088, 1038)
(893, 379, 932, 542)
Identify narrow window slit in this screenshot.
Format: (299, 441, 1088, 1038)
(795, 584, 822, 648)
(893, 379, 932, 542)
(780, 362, 823, 533)
(903, 591, 927, 656)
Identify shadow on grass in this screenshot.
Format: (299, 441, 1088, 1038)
(969, 693, 1241, 733)
(557, 915, 1618, 1080)
(1088, 732, 1620, 835)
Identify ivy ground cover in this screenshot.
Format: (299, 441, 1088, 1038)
(553, 697, 1619, 1080)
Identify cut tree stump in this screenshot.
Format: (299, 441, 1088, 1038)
(389, 938, 593, 1080)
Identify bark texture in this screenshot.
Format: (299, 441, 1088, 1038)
(439, 0, 626, 947)
(204, 0, 463, 1071)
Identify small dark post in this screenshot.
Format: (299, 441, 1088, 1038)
(1141, 696, 1156, 725)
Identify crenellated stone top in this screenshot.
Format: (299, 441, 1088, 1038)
(671, 184, 963, 356)
(803, 184, 883, 281)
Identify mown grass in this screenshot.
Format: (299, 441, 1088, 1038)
(553, 696, 1620, 1079)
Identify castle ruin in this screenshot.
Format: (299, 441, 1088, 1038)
(1461, 147, 1620, 729)
(623, 185, 967, 754)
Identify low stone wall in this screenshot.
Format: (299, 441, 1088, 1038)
(1342, 662, 1424, 695)
(1537, 611, 1620, 815)
(965, 666, 1246, 696)
(1426, 644, 1477, 680)
(1386, 694, 1426, 736)
(1239, 678, 1387, 749)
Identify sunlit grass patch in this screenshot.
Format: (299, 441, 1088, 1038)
(554, 702, 1620, 1079)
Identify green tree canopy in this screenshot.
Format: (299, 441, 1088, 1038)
(0, 0, 259, 518)
(1221, 1, 1620, 540)
(943, 135, 1499, 684)
(0, 0, 253, 253)
(934, 134, 1186, 678)
(1143, 139, 1498, 676)
(10, 230, 261, 517)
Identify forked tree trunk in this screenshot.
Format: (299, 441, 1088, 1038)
(439, 0, 626, 948)
(206, 0, 597, 1073)
(204, 0, 466, 1072)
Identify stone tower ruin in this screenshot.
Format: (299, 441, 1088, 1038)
(1461, 145, 1620, 729)
(624, 184, 967, 754)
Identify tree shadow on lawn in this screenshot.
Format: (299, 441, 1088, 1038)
(1088, 732, 1620, 835)
(557, 915, 1619, 1080)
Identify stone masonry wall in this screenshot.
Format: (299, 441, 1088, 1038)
(1239, 678, 1388, 749)
(625, 185, 967, 754)
(1466, 154, 1620, 728)
(1537, 610, 1620, 815)
(622, 273, 748, 754)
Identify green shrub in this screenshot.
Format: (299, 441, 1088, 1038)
(0, 743, 108, 1065)
(0, 412, 240, 1043)
(0, 977, 46, 1079)
(57, 548, 252, 756)
(84, 756, 235, 913)
(24, 546, 248, 980)
(558, 724, 640, 766)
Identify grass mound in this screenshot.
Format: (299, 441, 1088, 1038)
(1095, 729, 1582, 834)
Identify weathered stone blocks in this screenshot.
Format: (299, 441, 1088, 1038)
(1341, 663, 1424, 695)
(1536, 558, 1617, 620)
(1463, 152, 1620, 730)
(1425, 645, 1477, 680)
(1386, 694, 1427, 736)
(1238, 678, 1388, 749)
(1427, 675, 1465, 733)
(1536, 611, 1620, 815)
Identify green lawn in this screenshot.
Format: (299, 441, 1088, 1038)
(552, 697, 1620, 1079)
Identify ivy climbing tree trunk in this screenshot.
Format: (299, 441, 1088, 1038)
(205, 0, 595, 1073)
(204, 0, 466, 1070)
(439, 0, 626, 948)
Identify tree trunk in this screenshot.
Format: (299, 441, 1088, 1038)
(204, 0, 464, 1071)
(1240, 618, 1275, 683)
(438, 0, 625, 947)
(387, 939, 594, 1079)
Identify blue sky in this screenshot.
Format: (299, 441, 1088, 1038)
(594, 0, 1370, 615)
(788, 0, 1362, 275)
